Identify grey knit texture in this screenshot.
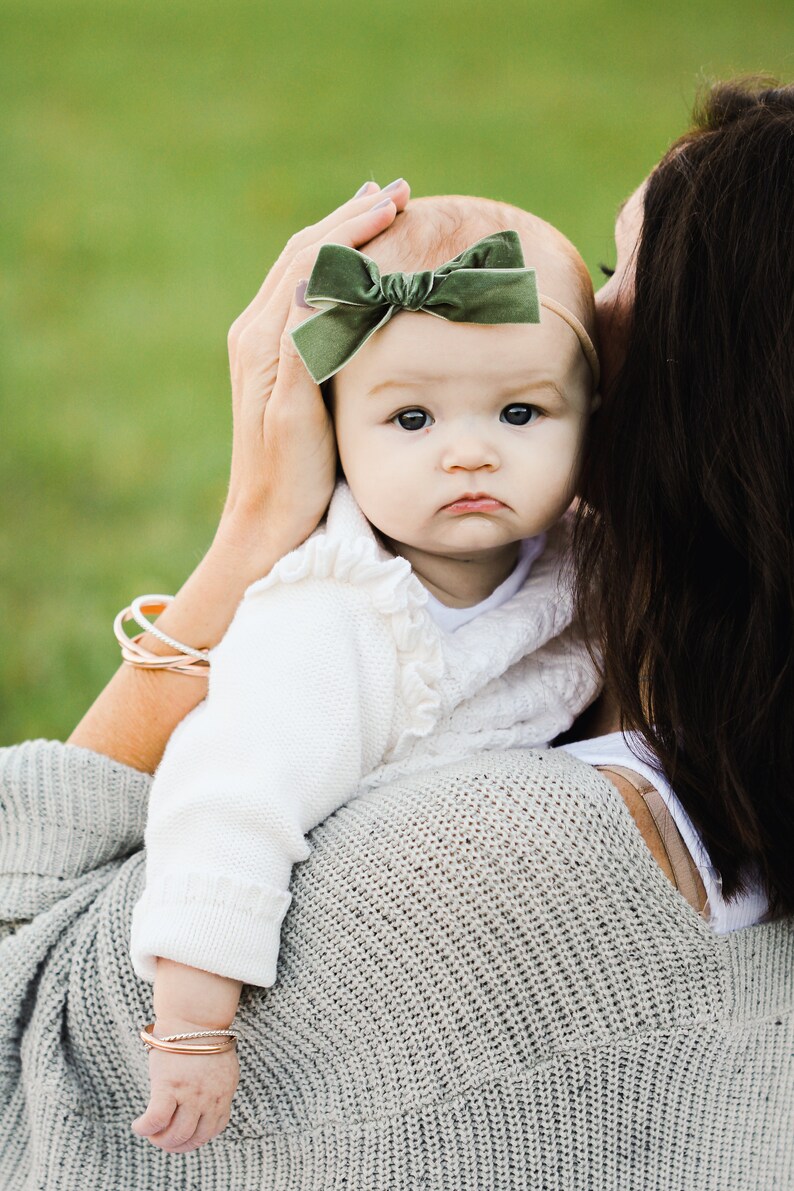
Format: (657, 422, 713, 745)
(1, 739, 792, 1190)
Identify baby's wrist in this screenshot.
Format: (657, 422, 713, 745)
(153, 958, 243, 1034)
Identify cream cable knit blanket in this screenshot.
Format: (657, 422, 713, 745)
(1, 740, 792, 1190)
(130, 483, 600, 987)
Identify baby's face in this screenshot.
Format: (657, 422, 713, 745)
(332, 308, 593, 559)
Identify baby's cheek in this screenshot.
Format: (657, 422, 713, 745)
(519, 443, 581, 526)
(350, 486, 411, 544)
(535, 485, 577, 531)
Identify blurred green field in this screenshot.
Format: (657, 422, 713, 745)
(1, 0, 792, 743)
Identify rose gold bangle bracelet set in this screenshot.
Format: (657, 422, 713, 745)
(139, 1023, 239, 1055)
(114, 594, 210, 677)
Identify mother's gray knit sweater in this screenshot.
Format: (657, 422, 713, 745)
(1, 740, 792, 1190)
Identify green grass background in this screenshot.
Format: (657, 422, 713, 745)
(1, 0, 792, 743)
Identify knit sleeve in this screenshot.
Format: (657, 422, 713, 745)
(0, 739, 150, 924)
(129, 575, 399, 988)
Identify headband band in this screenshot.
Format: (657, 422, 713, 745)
(291, 231, 599, 388)
(538, 295, 600, 388)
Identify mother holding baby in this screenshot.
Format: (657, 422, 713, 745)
(1, 77, 792, 1189)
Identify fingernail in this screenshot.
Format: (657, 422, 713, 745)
(381, 177, 405, 193)
(354, 181, 375, 197)
(295, 279, 311, 308)
(371, 198, 395, 211)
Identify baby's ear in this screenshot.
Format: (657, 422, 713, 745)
(590, 392, 602, 412)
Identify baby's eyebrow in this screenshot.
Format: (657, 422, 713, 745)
(366, 377, 432, 396)
(500, 378, 566, 403)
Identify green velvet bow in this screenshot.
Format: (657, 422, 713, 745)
(291, 230, 540, 384)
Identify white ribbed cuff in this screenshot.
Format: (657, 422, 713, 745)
(129, 869, 292, 988)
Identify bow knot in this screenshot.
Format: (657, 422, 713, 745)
(380, 268, 435, 311)
(291, 230, 541, 384)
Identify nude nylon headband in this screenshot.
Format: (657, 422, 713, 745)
(290, 230, 600, 388)
(537, 294, 600, 388)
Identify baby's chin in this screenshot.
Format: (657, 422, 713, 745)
(395, 524, 529, 559)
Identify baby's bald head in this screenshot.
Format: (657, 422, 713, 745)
(362, 194, 596, 342)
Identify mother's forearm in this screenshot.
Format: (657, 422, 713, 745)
(67, 520, 290, 773)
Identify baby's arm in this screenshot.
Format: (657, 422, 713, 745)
(130, 575, 396, 986)
(129, 576, 396, 1149)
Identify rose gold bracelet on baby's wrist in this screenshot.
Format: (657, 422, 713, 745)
(139, 1023, 239, 1054)
(114, 595, 211, 678)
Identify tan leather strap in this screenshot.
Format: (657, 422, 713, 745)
(597, 764, 709, 917)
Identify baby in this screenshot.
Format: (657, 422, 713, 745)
(130, 195, 602, 1149)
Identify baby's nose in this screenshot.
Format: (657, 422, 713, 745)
(441, 433, 499, 471)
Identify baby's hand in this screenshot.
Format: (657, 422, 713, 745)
(131, 1042, 240, 1153)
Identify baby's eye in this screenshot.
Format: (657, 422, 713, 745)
(598, 262, 615, 279)
(500, 403, 540, 426)
(393, 408, 433, 431)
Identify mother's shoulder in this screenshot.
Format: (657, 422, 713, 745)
(271, 746, 733, 1115)
(301, 745, 689, 957)
(347, 746, 630, 867)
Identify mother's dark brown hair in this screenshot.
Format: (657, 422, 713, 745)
(574, 78, 794, 916)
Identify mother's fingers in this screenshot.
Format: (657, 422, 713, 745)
(223, 240, 339, 534)
(228, 181, 410, 432)
(289, 178, 408, 257)
(241, 180, 390, 318)
(227, 272, 335, 517)
(250, 183, 411, 361)
(221, 180, 409, 547)
(230, 179, 409, 344)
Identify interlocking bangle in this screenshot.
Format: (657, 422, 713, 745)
(139, 1023, 238, 1055)
(114, 595, 210, 678)
(127, 595, 210, 661)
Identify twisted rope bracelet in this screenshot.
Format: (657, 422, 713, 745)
(127, 595, 210, 661)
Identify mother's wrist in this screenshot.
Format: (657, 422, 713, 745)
(212, 505, 307, 579)
(110, 502, 310, 672)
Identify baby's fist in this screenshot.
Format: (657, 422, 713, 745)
(132, 1046, 240, 1153)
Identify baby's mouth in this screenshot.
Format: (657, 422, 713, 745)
(441, 493, 507, 514)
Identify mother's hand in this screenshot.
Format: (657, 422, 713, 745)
(219, 179, 410, 569)
(68, 180, 410, 772)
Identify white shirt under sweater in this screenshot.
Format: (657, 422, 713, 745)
(560, 732, 769, 932)
(130, 482, 601, 987)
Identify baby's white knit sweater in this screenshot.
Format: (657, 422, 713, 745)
(130, 483, 600, 986)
